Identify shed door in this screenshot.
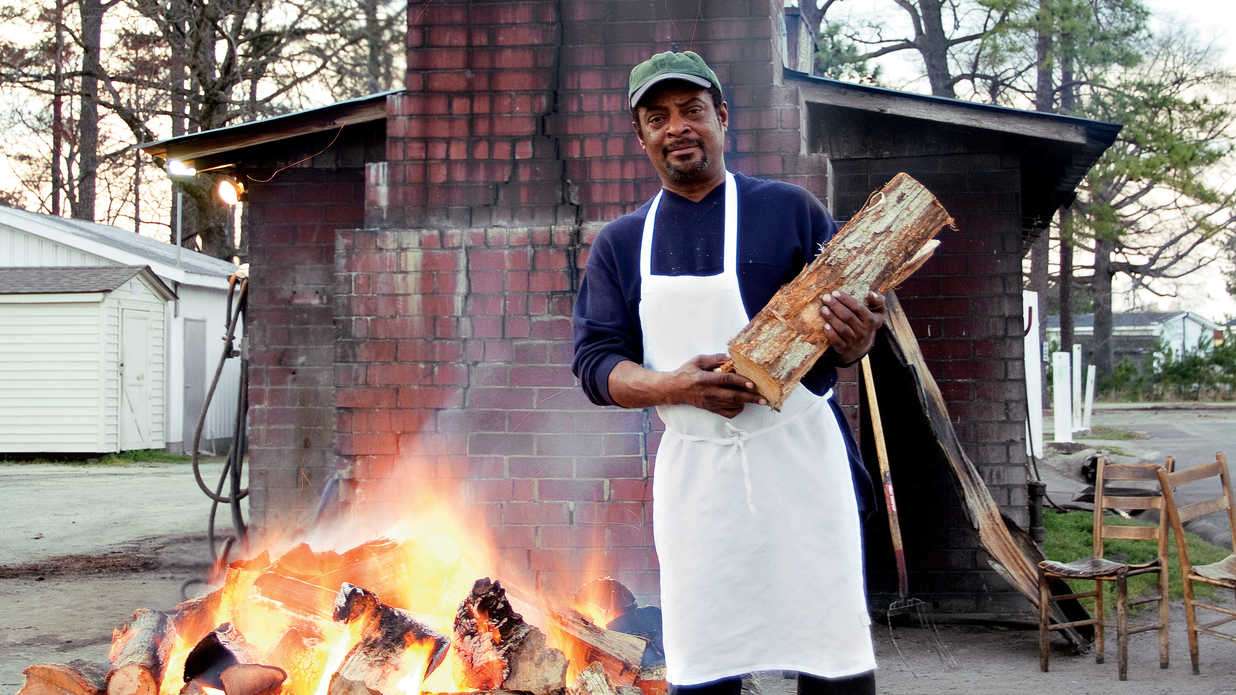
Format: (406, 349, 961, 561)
(183, 318, 207, 451)
(120, 310, 152, 449)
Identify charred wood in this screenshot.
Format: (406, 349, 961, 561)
(453, 578, 567, 695)
(547, 609, 646, 686)
(328, 583, 449, 695)
(182, 622, 258, 688)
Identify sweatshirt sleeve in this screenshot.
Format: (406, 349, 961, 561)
(572, 228, 642, 406)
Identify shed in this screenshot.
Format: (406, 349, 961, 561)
(1046, 311, 1222, 367)
(0, 266, 175, 452)
(0, 205, 241, 453)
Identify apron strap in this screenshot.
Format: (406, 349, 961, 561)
(638, 190, 663, 281)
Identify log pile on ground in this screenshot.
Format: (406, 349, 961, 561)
(724, 172, 954, 408)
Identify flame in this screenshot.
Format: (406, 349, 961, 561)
(152, 466, 625, 694)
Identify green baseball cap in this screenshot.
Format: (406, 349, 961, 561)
(628, 50, 723, 109)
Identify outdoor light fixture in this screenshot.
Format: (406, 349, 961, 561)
(216, 177, 245, 206)
(166, 159, 196, 177)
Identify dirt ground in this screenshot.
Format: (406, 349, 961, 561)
(2, 408, 1235, 694)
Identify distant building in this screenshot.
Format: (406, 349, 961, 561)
(1046, 311, 1222, 367)
(0, 205, 241, 453)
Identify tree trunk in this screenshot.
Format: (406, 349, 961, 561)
(918, 1, 957, 98)
(51, 0, 65, 216)
(76, 0, 104, 221)
(1058, 208, 1074, 352)
(1092, 235, 1114, 381)
(364, 0, 381, 93)
(1028, 0, 1055, 400)
(1057, 51, 1076, 353)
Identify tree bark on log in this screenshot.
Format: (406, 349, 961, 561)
(106, 609, 172, 695)
(19, 661, 108, 695)
(328, 583, 450, 695)
(725, 173, 954, 408)
(547, 609, 646, 687)
(452, 578, 567, 695)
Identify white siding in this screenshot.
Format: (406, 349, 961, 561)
(110, 276, 168, 450)
(183, 285, 241, 447)
(0, 224, 113, 266)
(0, 298, 105, 452)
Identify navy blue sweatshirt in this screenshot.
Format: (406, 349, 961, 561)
(571, 172, 875, 515)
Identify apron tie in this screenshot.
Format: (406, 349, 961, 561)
(668, 394, 831, 516)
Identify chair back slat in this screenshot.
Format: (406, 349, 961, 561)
(1102, 524, 1160, 541)
(1101, 494, 1162, 511)
(1167, 460, 1225, 487)
(1103, 463, 1162, 481)
(1177, 496, 1230, 524)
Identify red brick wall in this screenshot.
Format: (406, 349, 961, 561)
(245, 168, 366, 530)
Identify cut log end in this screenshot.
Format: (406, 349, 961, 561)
(220, 663, 287, 695)
(19, 662, 108, 695)
(105, 664, 158, 695)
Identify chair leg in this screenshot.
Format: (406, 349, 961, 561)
(1094, 578, 1105, 664)
(1116, 575, 1129, 681)
(1039, 570, 1052, 672)
(1183, 577, 1201, 675)
(1158, 568, 1170, 669)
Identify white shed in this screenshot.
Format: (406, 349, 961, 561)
(0, 206, 241, 453)
(0, 267, 174, 452)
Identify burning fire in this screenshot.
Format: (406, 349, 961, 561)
(147, 477, 644, 695)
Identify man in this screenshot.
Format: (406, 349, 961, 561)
(572, 51, 884, 695)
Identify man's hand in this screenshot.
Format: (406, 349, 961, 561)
(820, 291, 887, 365)
(606, 354, 764, 418)
(665, 353, 765, 418)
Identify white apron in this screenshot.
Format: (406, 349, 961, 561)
(640, 172, 875, 685)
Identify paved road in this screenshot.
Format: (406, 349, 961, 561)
(0, 460, 231, 566)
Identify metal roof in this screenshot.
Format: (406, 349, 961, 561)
(786, 69, 1121, 236)
(0, 265, 174, 299)
(0, 205, 236, 288)
(1045, 311, 1218, 330)
(139, 90, 396, 169)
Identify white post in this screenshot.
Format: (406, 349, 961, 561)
(1023, 291, 1044, 458)
(1083, 364, 1097, 431)
(1053, 351, 1073, 444)
(1071, 344, 1084, 431)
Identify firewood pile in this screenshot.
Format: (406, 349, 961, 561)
(17, 540, 665, 695)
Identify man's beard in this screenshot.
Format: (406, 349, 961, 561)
(664, 151, 711, 184)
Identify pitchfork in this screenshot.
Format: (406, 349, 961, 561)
(860, 355, 956, 671)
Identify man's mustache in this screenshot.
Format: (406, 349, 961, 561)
(664, 138, 702, 153)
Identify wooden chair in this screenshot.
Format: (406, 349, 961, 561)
(1038, 457, 1173, 680)
(1156, 452, 1236, 675)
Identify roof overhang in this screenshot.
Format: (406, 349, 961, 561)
(139, 90, 397, 172)
(787, 70, 1121, 239)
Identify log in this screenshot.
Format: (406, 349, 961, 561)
(725, 173, 954, 408)
(572, 578, 636, 628)
(106, 609, 172, 695)
(572, 663, 615, 695)
(182, 622, 259, 688)
(633, 665, 666, 695)
(547, 609, 646, 686)
(452, 578, 567, 695)
(18, 661, 108, 695)
(265, 626, 330, 695)
(328, 583, 450, 695)
(254, 569, 339, 619)
(220, 663, 287, 695)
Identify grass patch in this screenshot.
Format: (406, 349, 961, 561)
(1078, 425, 1148, 441)
(0, 449, 192, 466)
(1043, 509, 1231, 611)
